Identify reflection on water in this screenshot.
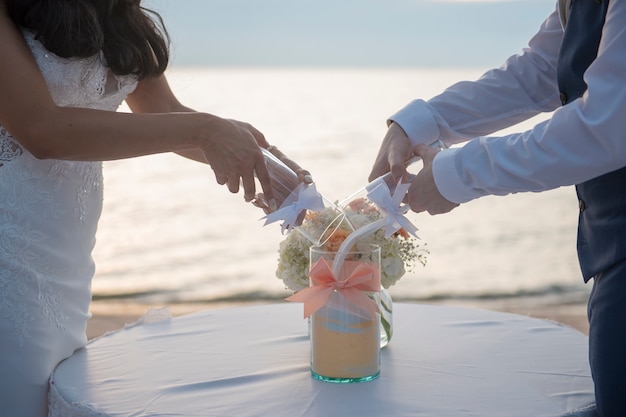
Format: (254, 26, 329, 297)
(92, 68, 590, 305)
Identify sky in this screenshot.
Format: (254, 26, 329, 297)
(144, 0, 556, 68)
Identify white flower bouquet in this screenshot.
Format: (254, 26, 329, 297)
(276, 197, 428, 292)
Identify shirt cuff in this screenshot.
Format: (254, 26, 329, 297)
(432, 147, 486, 204)
(388, 99, 441, 147)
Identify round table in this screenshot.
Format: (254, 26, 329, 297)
(49, 303, 596, 417)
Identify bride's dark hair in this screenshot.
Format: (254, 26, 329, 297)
(7, 0, 170, 79)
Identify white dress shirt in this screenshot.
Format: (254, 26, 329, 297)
(390, 0, 626, 204)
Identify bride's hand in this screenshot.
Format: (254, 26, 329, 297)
(200, 117, 274, 204)
(252, 145, 313, 214)
(264, 145, 312, 184)
(227, 120, 312, 185)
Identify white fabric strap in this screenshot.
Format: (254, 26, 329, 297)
(558, 0, 572, 29)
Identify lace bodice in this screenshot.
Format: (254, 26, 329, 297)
(1, 30, 137, 165)
(0, 29, 138, 344)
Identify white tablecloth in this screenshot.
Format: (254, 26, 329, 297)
(49, 303, 596, 417)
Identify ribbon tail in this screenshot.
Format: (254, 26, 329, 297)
(340, 288, 380, 320)
(391, 181, 411, 207)
(396, 210, 419, 237)
(263, 183, 326, 233)
(366, 179, 419, 238)
(385, 211, 419, 238)
(285, 286, 333, 318)
(263, 204, 298, 227)
(302, 183, 327, 212)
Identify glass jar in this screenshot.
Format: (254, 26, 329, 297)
(309, 245, 381, 383)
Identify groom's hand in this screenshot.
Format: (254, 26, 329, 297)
(407, 143, 459, 215)
(368, 122, 413, 182)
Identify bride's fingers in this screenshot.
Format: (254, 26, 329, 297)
(215, 173, 228, 186)
(297, 170, 313, 184)
(226, 176, 240, 194)
(267, 145, 313, 183)
(252, 193, 270, 212)
(241, 174, 256, 202)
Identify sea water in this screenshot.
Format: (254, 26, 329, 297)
(91, 67, 590, 305)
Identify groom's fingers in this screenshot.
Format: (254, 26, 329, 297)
(412, 143, 438, 166)
(368, 144, 406, 181)
(368, 161, 386, 182)
(369, 122, 414, 182)
(389, 149, 409, 182)
(368, 159, 387, 182)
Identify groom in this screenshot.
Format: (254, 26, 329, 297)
(368, 1, 626, 416)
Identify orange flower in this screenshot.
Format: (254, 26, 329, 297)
(320, 228, 351, 252)
(394, 228, 410, 239)
(347, 197, 378, 214)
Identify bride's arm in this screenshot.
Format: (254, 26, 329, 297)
(0, 4, 272, 200)
(126, 74, 313, 189)
(125, 74, 268, 165)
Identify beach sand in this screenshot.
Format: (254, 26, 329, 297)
(87, 297, 589, 340)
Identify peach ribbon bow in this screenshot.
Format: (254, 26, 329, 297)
(286, 258, 381, 319)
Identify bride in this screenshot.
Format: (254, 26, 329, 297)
(0, 1, 308, 415)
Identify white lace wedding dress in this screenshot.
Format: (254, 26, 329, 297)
(0, 30, 137, 417)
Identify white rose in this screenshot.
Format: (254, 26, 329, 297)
(381, 256, 405, 288)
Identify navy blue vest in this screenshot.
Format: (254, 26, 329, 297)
(557, 0, 626, 281)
